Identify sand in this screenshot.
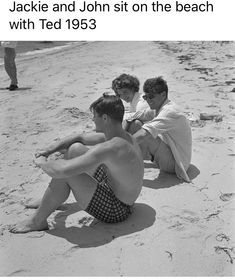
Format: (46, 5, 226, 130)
(0, 41, 234, 276)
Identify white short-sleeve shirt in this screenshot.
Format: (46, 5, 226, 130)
(142, 99, 192, 182)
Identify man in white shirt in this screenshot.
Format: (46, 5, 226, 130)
(131, 77, 192, 182)
(1, 41, 18, 91)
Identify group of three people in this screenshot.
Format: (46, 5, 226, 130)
(10, 75, 192, 234)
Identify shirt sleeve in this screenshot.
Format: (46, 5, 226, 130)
(142, 109, 179, 138)
(125, 108, 155, 123)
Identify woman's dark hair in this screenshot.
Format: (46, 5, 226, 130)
(143, 76, 168, 98)
(90, 93, 124, 123)
(112, 74, 140, 94)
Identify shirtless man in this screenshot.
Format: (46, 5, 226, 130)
(10, 94, 144, 233)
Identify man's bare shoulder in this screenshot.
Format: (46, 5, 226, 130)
(108, 135, 135, 148)
(93, 137, 125, 151)
(93, 136, 133, 154)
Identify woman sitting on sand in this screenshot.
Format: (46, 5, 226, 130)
(112, 73, 148, 113)
(112, 73, 154, 134)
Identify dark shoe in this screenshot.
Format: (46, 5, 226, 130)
(8, 84, 18, 91)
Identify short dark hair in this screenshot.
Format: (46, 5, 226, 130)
(90, 93, 124, 123)
(143, 76, 168, 97)
(112, 74, 140, 94)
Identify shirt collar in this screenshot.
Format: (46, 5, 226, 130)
(155, 98, 170, 116)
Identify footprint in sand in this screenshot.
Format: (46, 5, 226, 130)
(63, 245, 80, 257)
(216, 233, 230, 242)
(160, 206, 200, 230)
(219, 192, 235, 202)
(7, 269, 29, 276)
(195, 136, 226, 144)
(60, 107, 91, 120)
(225, 80, 235, 85)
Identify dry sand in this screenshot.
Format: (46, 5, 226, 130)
(0, 41, 234, 276)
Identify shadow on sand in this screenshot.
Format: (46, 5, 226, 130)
(0, 87, 32, 91)
(143, 163, 200, 190)
(47, 202, 156, 248)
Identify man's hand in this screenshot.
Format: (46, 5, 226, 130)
(33, 155, 47, 168)
(35, 150, 50, 158)
(35, 140, 61, 158)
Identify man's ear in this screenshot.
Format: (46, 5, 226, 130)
(102, 114, 108, 121)
(160, 91, 166, 97)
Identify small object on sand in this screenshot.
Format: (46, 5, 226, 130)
(231, 88, 235, 92)
(165, 251, 173, 260)
(215, 246, 234, 264)
(189, 119, 206, 128)
(199, 113, 223, 122)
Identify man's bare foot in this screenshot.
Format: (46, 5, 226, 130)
(10, 219, 48, 234)
(25, 199, 42, 209)
(25, 199, 68, 211)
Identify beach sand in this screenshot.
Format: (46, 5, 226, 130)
(0, 41, 234, 276)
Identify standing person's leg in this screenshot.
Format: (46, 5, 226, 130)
(4, 47, 18, 90)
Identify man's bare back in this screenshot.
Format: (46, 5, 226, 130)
(10, 94, 144, 233)
(100, 134, 144, 205)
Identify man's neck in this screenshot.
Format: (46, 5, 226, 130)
(104, 124, 125, 140)
(155, 98, 169, 112)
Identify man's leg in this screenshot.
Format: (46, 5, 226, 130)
(4, 47, 18, 89)
(127, 120, 160, 160)
(10, 178, 71, 233)
(143, 135, 175, 172)
(11, 173, 99, 234)
(25, 143, 90, 209)
(11, 143, 98, 233)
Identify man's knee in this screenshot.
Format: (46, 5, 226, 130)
(66, 143, 88, 159)
(128, 120, 143, 134)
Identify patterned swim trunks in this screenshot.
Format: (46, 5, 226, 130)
(85, 164, 133, 223)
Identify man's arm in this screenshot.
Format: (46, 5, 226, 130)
(125, 108, 155, 123)
(35, 132, 106, 158)
(34, 140, 114, 178)
(133, 128, 153, 145)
